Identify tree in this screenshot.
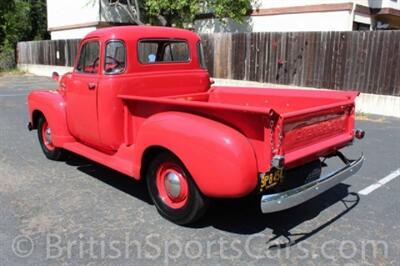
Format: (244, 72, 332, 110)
(92, 0, 252, 28)
(0, 0, 49, 49)
(0, 0, 49, 70)
(1, 1, 31, 49)
(28, 0, 50, 40)
(0, 1, 14, 47)
(106, 0, 143, 25)
(145, 0, 252, 27)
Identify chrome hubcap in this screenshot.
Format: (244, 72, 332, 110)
(164, 172, 182, 199)
(45, 127, 52, 144)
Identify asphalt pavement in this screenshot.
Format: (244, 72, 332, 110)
(0, 75, 399, 265)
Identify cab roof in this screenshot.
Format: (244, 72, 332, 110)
(84, 26, 201, 43)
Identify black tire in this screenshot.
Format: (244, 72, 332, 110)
(37, 116, 67, 161)
(146, 152, 209, 225)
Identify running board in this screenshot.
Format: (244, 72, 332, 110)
(63, 142, 136, 177)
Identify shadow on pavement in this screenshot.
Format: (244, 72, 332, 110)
(196, 185, 359, 249)
(64, 153, 359, 250)
(65, 154, 153, 205)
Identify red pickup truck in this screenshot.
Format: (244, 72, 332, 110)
(27, 26, 364, 225)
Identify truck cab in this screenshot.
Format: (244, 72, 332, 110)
(28, 26, 364, 225)
(62, 27, 210, 152)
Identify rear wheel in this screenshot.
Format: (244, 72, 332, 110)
(37, 116, 67, 161)
(146, 152, 208, 225)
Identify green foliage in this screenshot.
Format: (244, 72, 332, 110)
(0, 47, 15, 71)
(0, 0, 49, 71)
(28, 0, 50, 41)
(0, 0, 49, 48)
(1, 0, 31, 49)
(86, 0, 252, 27)
(145, 0, 252, 27)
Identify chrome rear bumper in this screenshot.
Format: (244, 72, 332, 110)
(261, 154, 364, 213)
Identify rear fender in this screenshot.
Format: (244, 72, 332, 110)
(134, 112, 258, 198)
(28, 90, 73, 146)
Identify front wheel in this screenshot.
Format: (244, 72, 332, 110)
(37, 116, 67, 161)
(146, 152, 209, 225)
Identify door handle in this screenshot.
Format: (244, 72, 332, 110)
(88, 83, 96, 90)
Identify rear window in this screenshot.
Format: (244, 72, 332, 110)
(138, 40, 190, 64)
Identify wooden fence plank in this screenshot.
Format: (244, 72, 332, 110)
(356, 31, 368, 91)
(391, 32, 400, 96)
(387, 32, 400, 96)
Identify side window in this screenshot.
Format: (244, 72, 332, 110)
(138, 40, 190, 64)
(76, 41, 100, 74)
(105, 41, 126, 74)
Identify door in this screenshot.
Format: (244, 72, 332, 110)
(66, 39, 101, 147)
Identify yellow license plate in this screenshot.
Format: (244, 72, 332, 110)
(259, 168, 284, 193)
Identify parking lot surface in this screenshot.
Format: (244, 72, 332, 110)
(0, 75, 399, 265)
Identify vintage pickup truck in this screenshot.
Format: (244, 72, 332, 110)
(27, 26, 365, 225)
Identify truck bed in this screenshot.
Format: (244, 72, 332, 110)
(121, 86, 357, 115)
(119, 86, 358, 171)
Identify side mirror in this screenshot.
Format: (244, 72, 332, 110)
(52, 72, 60, 82)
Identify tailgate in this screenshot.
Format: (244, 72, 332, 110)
(274, 98, 356, 167)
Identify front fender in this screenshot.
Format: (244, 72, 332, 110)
(134, 112, 258, 198)
(28, 90, 73, 146)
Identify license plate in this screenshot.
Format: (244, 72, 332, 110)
(258, 168, 284, 193)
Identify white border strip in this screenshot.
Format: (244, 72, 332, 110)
(358, 168, 400, 195)
(18, 64, 73, 77)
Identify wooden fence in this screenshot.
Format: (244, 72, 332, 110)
(17, 31, 400, 96)
(17, 39, 80, 67)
